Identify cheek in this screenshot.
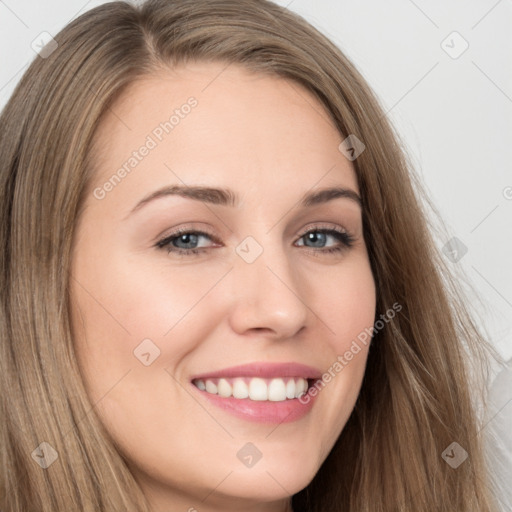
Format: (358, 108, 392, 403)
(314, 254, 376, 350)
(108, 250, 236, 329)
(69, 246, 234, 386)
(305, 255, 375, 446)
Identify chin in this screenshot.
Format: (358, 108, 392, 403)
(216, 456, 319, 501)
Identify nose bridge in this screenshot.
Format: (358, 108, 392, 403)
(228, 232, 309, 337)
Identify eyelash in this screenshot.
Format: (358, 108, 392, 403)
(155, 226, 356, 257)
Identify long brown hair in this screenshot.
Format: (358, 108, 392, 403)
(0, 1, 499, 510)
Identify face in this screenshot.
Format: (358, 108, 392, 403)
(70, 62, 376, 512)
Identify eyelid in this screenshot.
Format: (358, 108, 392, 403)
(155, 225, 221, 248)
(296, 222, 350, 236)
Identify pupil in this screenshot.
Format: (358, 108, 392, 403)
(177, 233, 198, 248)
(307, 232, 326, 247)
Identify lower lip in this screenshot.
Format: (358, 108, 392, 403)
(190, 382, 318, 423)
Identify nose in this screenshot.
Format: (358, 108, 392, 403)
(227, 240, 310, 339)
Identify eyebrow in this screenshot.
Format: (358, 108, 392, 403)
(128, 184, 362, 216)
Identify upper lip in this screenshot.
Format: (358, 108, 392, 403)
(190, 362, 323, 381)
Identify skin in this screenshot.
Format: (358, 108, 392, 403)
(70, 62, 376, 512)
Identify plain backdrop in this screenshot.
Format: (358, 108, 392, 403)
(1, 0, 511, 505)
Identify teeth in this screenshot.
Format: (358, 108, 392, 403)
(268, 378, 287, 401)
(232, 378, 249, 399)
(285, 378, 296, 399)
(249, 377, 267, 401)
(195, 377, 309, 402)
(205, 380, 217, 394)
(217, 378, 232, 398)
(297, 378, 307, 395)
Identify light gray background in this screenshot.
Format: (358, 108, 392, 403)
(1, 0, 511, 505)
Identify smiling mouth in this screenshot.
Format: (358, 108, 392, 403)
(192, 376, 313, 402)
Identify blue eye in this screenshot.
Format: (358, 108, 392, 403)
(156, 227, 355, 256)
(296, 229, 355, 253)
(156, 230, 214, 255)
(168, 232, 202, 250)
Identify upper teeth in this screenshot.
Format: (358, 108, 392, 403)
(193, 377, 309, 402)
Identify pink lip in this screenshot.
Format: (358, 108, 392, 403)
(190, 361, 323, 380)
(189, 362, 322, 424)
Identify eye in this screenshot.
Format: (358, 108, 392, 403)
(155, 226, 356, 257)
(295, 227, 355, 254)
(156, 229, 218, 256)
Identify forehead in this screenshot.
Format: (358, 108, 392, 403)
(88, 62, 358, 211)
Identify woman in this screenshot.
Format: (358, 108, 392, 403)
(0, 0, 500, 510)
